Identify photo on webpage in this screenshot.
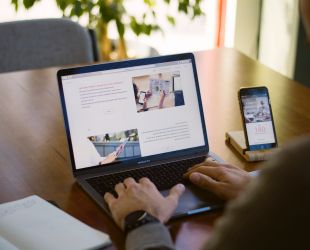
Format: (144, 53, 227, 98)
(242, 96, 271, 124)
(87, 128, 141, 165)
(132, 71, 185, 113)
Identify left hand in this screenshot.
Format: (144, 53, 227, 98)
(104, 177, 185, 230)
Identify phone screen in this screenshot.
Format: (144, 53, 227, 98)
(138, 91, 146, 104)
(239, 87, 277, 151)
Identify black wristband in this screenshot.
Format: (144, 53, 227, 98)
(124, 210, 159, 235)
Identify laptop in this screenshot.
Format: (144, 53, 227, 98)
(57, 53, 224, 219)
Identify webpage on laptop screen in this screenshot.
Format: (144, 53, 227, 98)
(62, 60, 205, 169)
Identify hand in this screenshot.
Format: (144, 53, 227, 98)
(100, 152, 117, 164)
(184, 159, 252, 200)
(145, 90, 152, 98)
(143, 98, 148, 110)
(104, 177, 185, 230)
(158, 90, 166, 109)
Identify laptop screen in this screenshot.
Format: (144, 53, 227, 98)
(58, 54, 208, 172)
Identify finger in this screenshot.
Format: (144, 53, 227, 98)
(124, 177, 137, 188)
(115, 182, 125, 196)
(104, 192, 116, 206)
(187, 158, 220, 172)
(166, 184, 185, 204)
(139, 177, 156, 188)
(185, 164, 205, 176)
(189, 172, 218, 190)
(183, 162, 231, 179)
(185, 166, 225, 181)
(184, 165, 216, 178)
(222, 164, 243, 170)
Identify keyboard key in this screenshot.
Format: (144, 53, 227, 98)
(86, 156, 206, 195)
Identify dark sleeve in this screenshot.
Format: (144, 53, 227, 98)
(203, 137, 310, 250)
(126, 222, 175, 250)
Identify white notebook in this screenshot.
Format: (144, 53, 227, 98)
(0, 195, 111, 250)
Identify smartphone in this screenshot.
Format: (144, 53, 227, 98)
(115, 138, 128, 157)
(138, 91, 146, 104)
(238, 86, 277, 151)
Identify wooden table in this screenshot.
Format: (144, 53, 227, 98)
(1, 48, 310, 250)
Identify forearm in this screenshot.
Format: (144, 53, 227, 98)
(126, 223, 175, 250)
(203, 137, 310, 250)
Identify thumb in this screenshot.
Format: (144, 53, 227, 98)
(167, 183, 185, 205)
(159, 184, 185, 223)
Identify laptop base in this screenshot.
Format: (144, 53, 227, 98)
(77, 151, 225, 220)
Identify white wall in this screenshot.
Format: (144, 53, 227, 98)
(224, 0, 299, 78)
(259, 0, 299, 78)
(233, 0, 261, 59)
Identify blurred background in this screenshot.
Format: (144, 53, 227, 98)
(1, 0, 309, 87)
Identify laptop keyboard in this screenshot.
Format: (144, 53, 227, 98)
(86, 156, 206, 196)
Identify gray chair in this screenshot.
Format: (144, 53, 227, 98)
(0, 18, 97, 73)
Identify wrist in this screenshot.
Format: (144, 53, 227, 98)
(123, 210, 160, 235)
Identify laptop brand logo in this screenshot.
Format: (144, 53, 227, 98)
(138, 159, 150, 164)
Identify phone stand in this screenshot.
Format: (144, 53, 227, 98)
(225, 130, 278, 162)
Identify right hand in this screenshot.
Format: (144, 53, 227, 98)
(184, 159, 252, 200)
(158, 90, 166, 109)
(100, 152, 117, 165)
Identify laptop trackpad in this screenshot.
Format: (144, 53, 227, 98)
(161, 184, 224, 218)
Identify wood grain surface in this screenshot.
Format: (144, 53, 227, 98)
(0, 48, 309, 250)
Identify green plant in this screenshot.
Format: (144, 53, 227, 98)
(11, 0, 204, 59)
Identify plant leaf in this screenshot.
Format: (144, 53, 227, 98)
(130, 17, 141, 36)
(178, 2, 188, 14)
(167, 15, 175, 26)
(55, 0, 69, 12)
(144, 0, 156, 7)
(116, 18, 125, 37)
(11, 0, 19, 11)
(71, 0, 83, 17)
(23, 0, 38, 9)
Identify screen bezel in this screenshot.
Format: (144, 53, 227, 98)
(238, 86, 278, 151)
(57, 53, 209, 177)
